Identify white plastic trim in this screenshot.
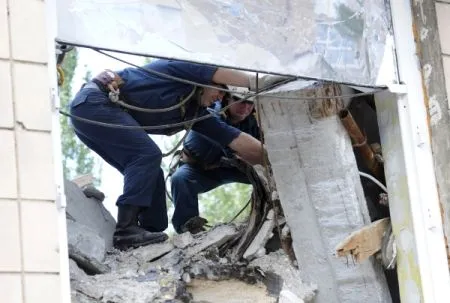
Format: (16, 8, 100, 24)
(389, 0, 450, 301)
(46, 0, 71, 302)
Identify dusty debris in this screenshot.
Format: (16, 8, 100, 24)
(173, 232, 195, 249)
(187, 279, 277, 303)
(336, 218, 391, 263)
(66, 160, 314, 303)
(249, 250, 317, 302)
(67, 219, 109, 274)
(65, 179, 116, 249)
(243, 209, 276, 260)
(185, 224, 240, 258)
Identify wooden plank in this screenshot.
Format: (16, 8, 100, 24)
(336, 218, 390, 263)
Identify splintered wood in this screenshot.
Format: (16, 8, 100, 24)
(336, 218, 390, 263)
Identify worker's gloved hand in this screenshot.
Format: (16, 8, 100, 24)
(92, 69, 124, 93)
(248, 74, 294, 92)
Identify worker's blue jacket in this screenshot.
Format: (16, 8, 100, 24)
(69, 59, 243, 232)
(183, 101, 261, 165)
(169, 101, 261, 233)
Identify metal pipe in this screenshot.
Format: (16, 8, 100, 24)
(339, 109, 383, 179)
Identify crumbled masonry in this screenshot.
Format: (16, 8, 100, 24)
(66, 172, 314, 303)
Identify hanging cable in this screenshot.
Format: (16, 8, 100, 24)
(59, 88, 385, 131)
(110, 85, 196, 113)
(58, 44, 388, 131)
(359, 171, 388, 193)
(95, 48, 386, 100)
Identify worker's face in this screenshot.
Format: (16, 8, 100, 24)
(227, 97, 254, 122)
(200, 86, 225, 107)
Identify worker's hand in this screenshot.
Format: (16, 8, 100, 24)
(92, 69, 124, 93)
(248, 74, 294, 92)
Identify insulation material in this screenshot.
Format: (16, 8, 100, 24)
(259, 81, 392, 303)
(56, 0, 393, 86)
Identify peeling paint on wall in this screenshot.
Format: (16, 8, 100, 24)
(429, 96, 442, 126)
(375, 91, 423, 303)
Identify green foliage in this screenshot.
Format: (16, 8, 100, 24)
(59, 48, 100, 182)
(200, 183, 252, 225)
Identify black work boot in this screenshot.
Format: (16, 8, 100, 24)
(113, 204, 168, 250)
(180, 216, 208, 234)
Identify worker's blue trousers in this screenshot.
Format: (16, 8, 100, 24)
(70, 87, 168, 232)
(170, 163, 250, 233)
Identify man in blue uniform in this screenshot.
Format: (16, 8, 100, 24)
(69, 59, 285, 250)
(170, 89, 260, 234)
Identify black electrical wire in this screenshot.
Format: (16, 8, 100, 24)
(58, 44, 388, 131)
(56, 39, 388, 90)
(95, 48, 387, 99)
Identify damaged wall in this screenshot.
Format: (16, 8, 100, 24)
(0, 0, 66, 302)
(413, 0, 450, 257)
(258, 82, 392, 303)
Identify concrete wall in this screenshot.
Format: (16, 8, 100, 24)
(410, 0, 450, 254)
(434, 0, 450, 249)
(0, 0, 64, 302)
(437, 1, 450, 105)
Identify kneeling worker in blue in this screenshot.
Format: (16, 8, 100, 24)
(68, 59, 285, 250)
(170, 88, 261, 234)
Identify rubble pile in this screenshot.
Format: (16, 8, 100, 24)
(65, 179, 316, 303)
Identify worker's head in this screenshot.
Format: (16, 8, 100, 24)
(199, 84, 227, 107)
(224, 87, 255, 124)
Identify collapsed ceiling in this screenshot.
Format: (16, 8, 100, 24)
(56, 0, 394, 86)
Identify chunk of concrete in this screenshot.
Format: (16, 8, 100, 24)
(250, 250, 317, 302)
(173, 232, 195, 249)
(186, 225, 239, 257)
(129, 242, 174, 263)
(67, 219, 108, 274)
(244, 209, 275, 260)
(65, 179, 116, 249)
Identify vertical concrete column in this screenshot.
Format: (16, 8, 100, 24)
(259, 83, 392, 303)
(0, 0, 66, 302)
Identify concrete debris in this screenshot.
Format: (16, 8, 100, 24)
(69, 258, 88, 282)
(65, 179, 116, 249)
(82, 185, 105, 202)
(187, 279, 277, 303)
(250, 250, 317, 302)
(279, 289, 305, 303)
(67, 219, 109, 274)
(66, 169, 316, 302)
(184, 224, 239, 258)
(243, 209, 276, 260)
(173, 232, 195, 249)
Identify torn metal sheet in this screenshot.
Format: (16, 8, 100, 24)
(56, 0, 393, 86)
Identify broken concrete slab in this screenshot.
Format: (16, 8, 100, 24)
(187, 279, 277, 303)
(185, 224, 239, 258)
(72, 272, 162, 303)
(65, 179, 116, 249)
(279, 289, 305, 303)
(250, 250, 316, 302)
(67, 219, 109, 274)
(104, 242, 174, 275)
(243, 209, 275, 260)
(69, 258, 88, 282)
(173, 232, 195, 249)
